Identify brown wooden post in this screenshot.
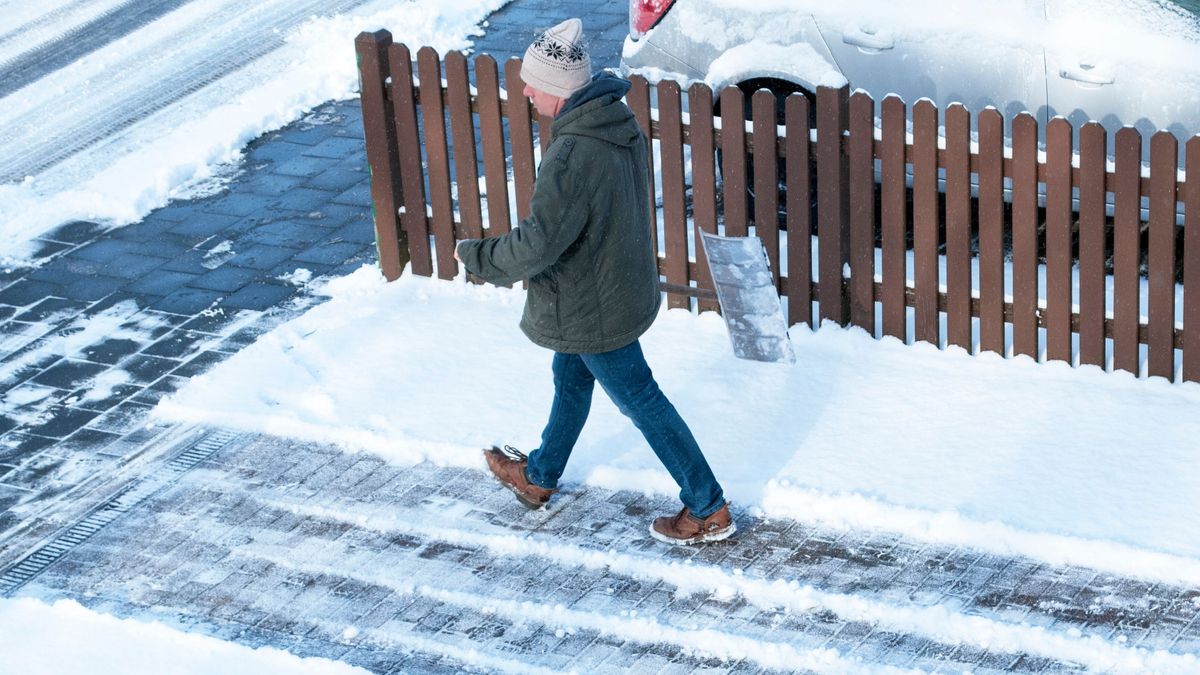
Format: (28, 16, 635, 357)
(1147, 132, 1179, 380)
(1186, 137, 1200, 383)
(1044, 117, 1074, 362)
(1077, 123, 1107, 368)
(627, 76, 659, 249)
(659, 80, 689, 309)
(912, 99, 939, 346)
(690, 83, 720, 313)
(1011, 113, 1039, 360)
(847, 91, 875, 334)
(752, 90, 781, 291)
(785, 93, 813, 329)
(880, 96, 907, 341)
(505, 59, 537, 224)
(445, 51, 483, 241)
(1113, 127, 1142, 375)
(417, 47, 456, 280)
(720, 86, 749, 238)
(817, 85, 850, 326)
(355, 30, 408, 281)
(944, 104, 971, 352)
(475, 55, 512, 237)
(388, 43, 432, 277)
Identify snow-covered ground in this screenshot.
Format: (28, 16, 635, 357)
(0, 597, 369, 674)
(0, 0, 511, 265)
(157, 266, 1200, 588)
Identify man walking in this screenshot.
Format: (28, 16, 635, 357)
(455, 18, 733, 545)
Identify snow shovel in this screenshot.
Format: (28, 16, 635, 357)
(700, 232, 795, 364)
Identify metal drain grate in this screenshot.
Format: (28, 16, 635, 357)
(0, 429, 239, 595)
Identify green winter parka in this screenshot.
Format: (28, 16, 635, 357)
(456, 74, 660, 354)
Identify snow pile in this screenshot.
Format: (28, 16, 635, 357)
(156, 265, 1200, 585)
(0, 597, 369, 675)
(0, 0, 511, 265)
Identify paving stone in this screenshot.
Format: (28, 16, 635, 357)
(126, 270, 201, 296)
(67, 383, 144, 413)
(293, 240, 364, 266)
(91, 253, 171, 281)
(61, 276, 127, 302)
(166, 214, 244, 238)
(31, 359, 109, 389)
(0, 280, 62, 307)
(17, 405, 101, 439)
(221, 283, 295, 311)
(241, 221, 328, 249)
(152, 287, 224, 315)
(86, 401, 155, 435)
(303, 136, 365, 160)
(330, 182, 371, 207)
(187, 266, 263, 293)
(141, 329, 218, 359)
(303, 168, 367, 193)
(119, 354, 184, 384)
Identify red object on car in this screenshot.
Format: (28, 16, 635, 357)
(630, 0, 675, 40)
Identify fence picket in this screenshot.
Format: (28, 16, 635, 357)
(880, 96, 907, 341)
(474, 55, 511, 238)
(913, 99, 939, 346)
(817, 86, 849, 325)
(1045, 117, 1073, 362)
(659, 80, 689, 309)
(1011, 113, 1039, 359)
(977, 109, 1005, 355)
(1077, 123, 1107, 368)
(627, 76, 658, 249)
(354, 31, 406, 281)
(690, 84, 720, 313)
(1187, 137, 1200, 383)
(417, 48, 456, 280)
(753, 90, 781, 291)
(1147, 132, 1178, 380)
(504, 59, 536, 224)
(720, 87, 749, 238)
(444, 50, 482, 241)
(1113, 127, 1142, 374)
(785, 93, 813, 329)
(388, 43, 432, 277)
(945, 104, 971, 352)
(848, 91, 875, 333)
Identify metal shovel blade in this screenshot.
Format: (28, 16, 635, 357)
(700, 232, 795, 364)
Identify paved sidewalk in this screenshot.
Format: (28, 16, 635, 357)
(12, 432, 1200, 673)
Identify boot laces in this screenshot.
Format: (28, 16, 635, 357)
(500, 445, 528, 462)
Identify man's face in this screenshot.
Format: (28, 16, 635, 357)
(524, 83, 564, 117)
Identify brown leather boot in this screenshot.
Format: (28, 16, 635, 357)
(650, 502, 736, 545)
(483, 446, 557, 509)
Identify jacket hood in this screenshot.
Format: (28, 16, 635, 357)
(552, 72, 640, 147)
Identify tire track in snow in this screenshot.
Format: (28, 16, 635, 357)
(0, 0, 195, 99)
(0, 0, 372, 183)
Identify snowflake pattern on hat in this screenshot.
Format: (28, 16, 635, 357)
(533, 34, 586, 64)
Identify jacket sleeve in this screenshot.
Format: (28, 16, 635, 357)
(457, 138, 588, 286)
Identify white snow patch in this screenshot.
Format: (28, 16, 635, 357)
(0, 597, 370, 675)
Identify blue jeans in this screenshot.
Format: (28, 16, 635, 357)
(525, 340, 726, 518)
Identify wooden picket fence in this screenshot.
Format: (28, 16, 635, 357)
(355, 30, 1200, 384)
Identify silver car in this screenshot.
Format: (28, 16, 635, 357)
(620, 0, 1200, 156)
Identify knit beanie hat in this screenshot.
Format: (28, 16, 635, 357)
(520, 18, 592, 99)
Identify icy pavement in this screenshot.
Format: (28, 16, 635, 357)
(2, 431, 1196, 673)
